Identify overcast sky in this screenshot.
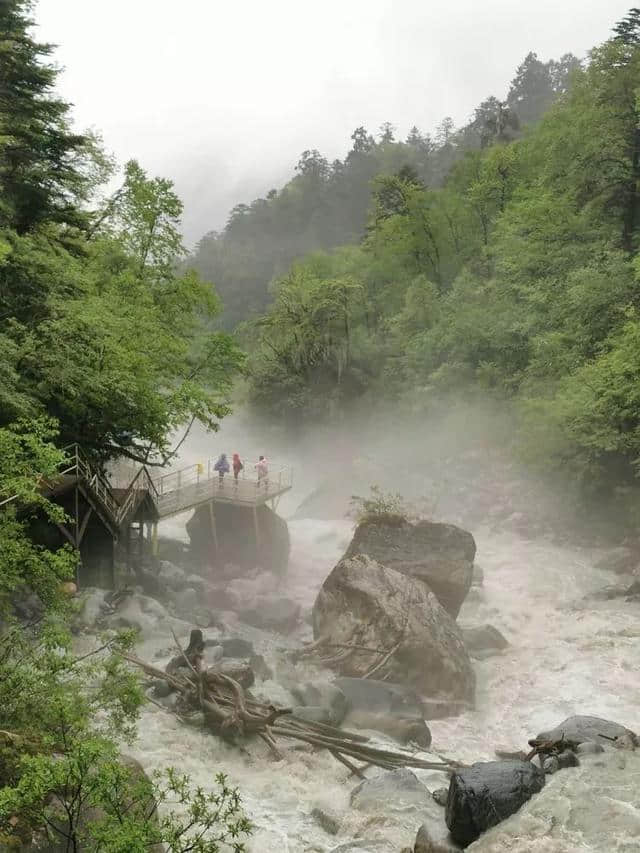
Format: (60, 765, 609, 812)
(35, 0, 627, 247)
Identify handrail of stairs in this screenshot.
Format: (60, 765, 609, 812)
(115, 463, 158, 525)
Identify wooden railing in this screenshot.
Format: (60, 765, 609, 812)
(58, 445, 121, 522)
(115, 464, 158, 525)
(1, 445, 293, 526)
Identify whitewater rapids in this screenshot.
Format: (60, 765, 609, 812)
(119, 509, 640, 852)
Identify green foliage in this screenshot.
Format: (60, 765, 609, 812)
(0, 0, 88, 234)
(0, 419, 74, 612)
(350, 486, 408, 526)
(0, 744, 251, 853)
(187, 51, 577, 330)
(245, 17, 640, 497)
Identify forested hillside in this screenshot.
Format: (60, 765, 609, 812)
(244, 11, 640, 496)
(188, 52, 579, 329)
(0, 3, 249, 847)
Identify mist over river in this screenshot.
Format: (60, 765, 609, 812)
(124, 413, 640, 851)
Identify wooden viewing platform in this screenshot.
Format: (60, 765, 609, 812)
(153, 460, 292, 519)
(2, 445, 293, 588)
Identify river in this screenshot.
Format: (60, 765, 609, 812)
(123, 416, 640, 851)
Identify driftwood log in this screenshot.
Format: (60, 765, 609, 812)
(123, 631, 464, 779)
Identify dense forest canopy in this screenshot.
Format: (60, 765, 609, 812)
(237, 10, 640, 498)
(188, 51, 580, 329)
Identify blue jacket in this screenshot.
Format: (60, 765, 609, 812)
(214, 456, 230, 473)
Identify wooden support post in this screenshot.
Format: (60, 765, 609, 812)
(77, 506, 93, 546)
(151, 522, 158, 556)
(138, 521, 144, 565)
(253, 505, 261, 552)
(208, 500, 218, 553)
(74, 485, 80, 547)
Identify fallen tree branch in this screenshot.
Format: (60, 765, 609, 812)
(123, 635, 464, 778)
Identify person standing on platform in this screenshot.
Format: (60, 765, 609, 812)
(213, 453, 229, 487)
(255, 455, 269, 489)
(232, 452, 244, 486)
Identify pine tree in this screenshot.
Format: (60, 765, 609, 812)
(0, 0, 86, 233)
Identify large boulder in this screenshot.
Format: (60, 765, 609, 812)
(345, 519, 476, 617)
(445, 760, 545, 847)
(313, 555, 475, 709)
(534, 715, 638, 748)
(186, 502, 289, 575)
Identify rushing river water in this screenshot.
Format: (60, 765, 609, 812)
(121, 510, 640, 852)
(110, 416, 640, 851)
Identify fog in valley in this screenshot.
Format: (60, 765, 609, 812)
(4, 2, 640, 852)
(36, 0, 630, 243)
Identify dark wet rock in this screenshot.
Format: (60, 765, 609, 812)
(334, 677, 426, 718)
(333, 676, 431, 742)
(557, 750, 580, 769)
(311, 806, 340, 835)
(238, 595, 301, 634)
(291, 681, 349, 727)
(350, 768, 429, 811)
(432, 788, 449, 807)
(313, 556, 475, 708)
(345, 519, 476, 617)
(187, 502, 289, 575)
(248, 653, 273, 681)
(414, 823, 461, 851)
(445, 760, 545, 847)
(151, 679, 173, 698)
(594, 546, 637, 575)
(543, 756, 559, 774)
(461, 624, 508, 660)
(535, 715, 638, 748)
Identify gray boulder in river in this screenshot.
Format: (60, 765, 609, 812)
(312, 554, 475, 709)
(535, 715, 638, 748)
(445, 760, 545, 847)
(345, 518, 476, 617)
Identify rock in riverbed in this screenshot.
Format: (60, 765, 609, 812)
(345, 519, 476, 617)
(313, 555, 475, 709)
(534, 715, 638, 749)
(445, 760, 545, 847)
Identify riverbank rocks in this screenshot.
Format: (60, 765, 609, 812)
(534, 715, 638, 749)
(345, 519, 476, 617)
(414, 823, 461, 852)
(186, 502, 289, 575)
(350, 769, 429, 811)
(334, 677, 431, 745)
(461, 625, 509, 660)
(291, 681, 349, 727)
(313, 556, 475, 709)
(445, 760, 545, 847)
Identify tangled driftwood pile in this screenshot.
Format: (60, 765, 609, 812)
(123, 630, 463, 779)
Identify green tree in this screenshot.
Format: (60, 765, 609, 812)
(0, 0, 88, 233)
